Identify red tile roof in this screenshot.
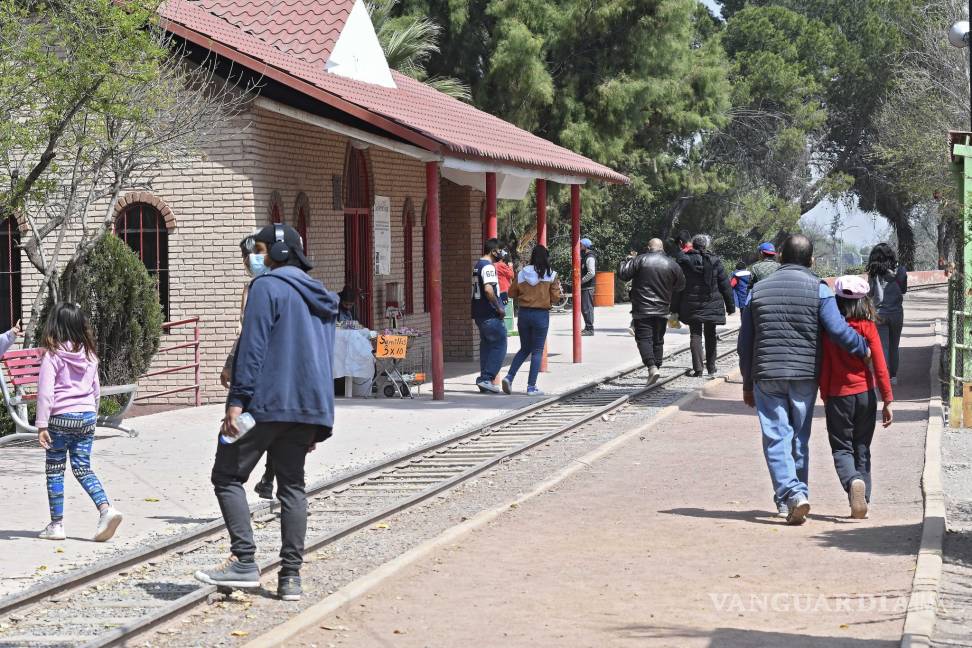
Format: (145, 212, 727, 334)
(160, 0, 628, 183)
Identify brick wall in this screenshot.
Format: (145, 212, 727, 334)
(440, 179, 484, 361)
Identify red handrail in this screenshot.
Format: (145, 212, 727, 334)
(135, 317, 201, 406)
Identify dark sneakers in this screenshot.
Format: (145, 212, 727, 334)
(278, 574, 302, 601)
(194, 556, 261, 589)
(254, 478, 274, 500)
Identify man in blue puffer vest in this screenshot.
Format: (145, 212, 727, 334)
(738, 234, 870, 525)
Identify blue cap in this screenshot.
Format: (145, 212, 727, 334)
(580, 238, 593, 248)
(758, 242, 776, 255)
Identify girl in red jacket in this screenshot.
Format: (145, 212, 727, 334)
(820, 275, 894, 519)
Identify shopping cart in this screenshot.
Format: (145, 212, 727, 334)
(374, 334, 417, 398)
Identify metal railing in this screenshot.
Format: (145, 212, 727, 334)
(134, 317, 201, 406)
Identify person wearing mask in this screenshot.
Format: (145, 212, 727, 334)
(748, 242, 780, 293)
(672, 234, 735, 376)
(580, 238, 597, 335)
(195, 224, 337, 602)
(738, 235, 871, 524)
(502, 245, 561, 396)
(619, 238, 685, 385)
(471, 238, 508, 394)
(867, 243, 908, 385)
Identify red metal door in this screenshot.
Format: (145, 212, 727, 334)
(344, 208, 373, 329)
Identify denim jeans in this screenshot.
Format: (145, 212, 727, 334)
(754, 379, 817, 504)
(475, 317, 508, 383)
(506, 307, 550, 388)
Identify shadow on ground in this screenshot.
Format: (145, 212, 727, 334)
(611, 625, 898, 647)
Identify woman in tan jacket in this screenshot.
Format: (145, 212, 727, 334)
(502, 245, 561, 396)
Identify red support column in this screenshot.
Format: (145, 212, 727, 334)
(571, 184, 582, 364)
(536, 179, 547, 246)
(426, 162, 445, 400)
(485, 172, 498, 239)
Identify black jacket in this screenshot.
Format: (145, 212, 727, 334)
(619, 251, 685, 318)
(672, 249, 735, 324)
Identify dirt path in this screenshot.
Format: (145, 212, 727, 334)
(287, 293, 941, 648)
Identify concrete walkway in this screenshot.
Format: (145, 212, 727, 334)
(289, 290, 944, 648)
(0, 304, 737, 598)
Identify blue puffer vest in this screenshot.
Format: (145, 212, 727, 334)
(749, 264, 821, 382)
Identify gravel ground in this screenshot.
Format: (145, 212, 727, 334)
(133, 358, 735, 648)
(933, 427, 972, 648)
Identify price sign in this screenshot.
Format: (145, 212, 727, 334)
(376, 335, 408, 359)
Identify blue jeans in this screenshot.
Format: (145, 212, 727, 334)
(475, 317, 507, 383)
(754, 379, 816, 504)
(45, 412, 108, 521)
(506, 308, 550, 388)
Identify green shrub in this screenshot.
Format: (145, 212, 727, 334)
(37, 234, 163, 388)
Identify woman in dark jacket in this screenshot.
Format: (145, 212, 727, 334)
(673, 234, 735, 376)
(867, 243, 907, 384)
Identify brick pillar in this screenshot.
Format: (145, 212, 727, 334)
(439, 180, 483, 361)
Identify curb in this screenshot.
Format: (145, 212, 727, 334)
(242, 367, 741, 648)
(900, 322, 946, 648)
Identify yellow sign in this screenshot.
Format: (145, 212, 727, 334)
(376, 335, 408, 359)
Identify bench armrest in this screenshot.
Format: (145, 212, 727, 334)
(101, 384, 138, 397)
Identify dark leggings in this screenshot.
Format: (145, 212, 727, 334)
(877, 315, 903, 378)
(688, 321, 718, 373)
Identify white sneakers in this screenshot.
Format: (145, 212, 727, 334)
(38, 521, 65, 540)
(94, 506, 124, 542)
(849, 479, 868, 519)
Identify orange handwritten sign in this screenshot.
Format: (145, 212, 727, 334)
(376, 335, 408, 359)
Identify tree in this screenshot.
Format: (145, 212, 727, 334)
(0, 1, 249, 338)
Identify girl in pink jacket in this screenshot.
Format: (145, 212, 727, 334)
(36, 304, 122, 542)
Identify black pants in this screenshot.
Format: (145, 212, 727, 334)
(211, 422, 319, 574)
(633, 316, 667, 369)
(825, 391, 876, 501)
(581, 288, 595, 331)
(688, 321, 717, 373)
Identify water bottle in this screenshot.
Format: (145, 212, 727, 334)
(219, 412, 256, 445)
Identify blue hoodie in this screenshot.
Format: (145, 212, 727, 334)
(228, 266, 339, 434)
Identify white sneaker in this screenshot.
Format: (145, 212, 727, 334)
(775, 501, 789, 519)
(94, 507, 123, 542)
(849, 479, 868, 519)
(891, 376, 898, 386)
(646, 366, 659, 386)
(39, 521, 65, 540)
(786, 495, 810, 525)
(477, 380, 502, 394)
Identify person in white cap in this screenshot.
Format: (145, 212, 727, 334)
(819, 275, 894, 520)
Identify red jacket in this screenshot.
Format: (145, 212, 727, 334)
(495, 261, 514, 294)
(820, 319, 893, 403)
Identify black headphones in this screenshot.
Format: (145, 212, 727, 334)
(269, 223, 290, 263)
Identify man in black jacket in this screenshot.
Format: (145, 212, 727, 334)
(619, 238, 685, 384)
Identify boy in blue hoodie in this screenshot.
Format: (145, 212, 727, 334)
(195, 224, 338, 602)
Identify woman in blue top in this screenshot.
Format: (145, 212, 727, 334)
(867, 243, 908, 384)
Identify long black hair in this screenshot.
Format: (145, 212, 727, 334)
(836, 295, 878, 323)
(867, 243, 897, 279)
(42, 303, 98, 358)
(530, 244, 552, 279)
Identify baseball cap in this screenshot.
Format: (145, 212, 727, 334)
(758, 242, 776, 255)
(580, 238, 593, 248)
(834, 275, 869, 299)
(252, 224, 313, 271)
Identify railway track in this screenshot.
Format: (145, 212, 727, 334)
(0, 280, 947, 648)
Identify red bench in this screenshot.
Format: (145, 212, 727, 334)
(0, 347, 138, 446)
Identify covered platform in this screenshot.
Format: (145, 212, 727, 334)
(0, 304, 737, 599)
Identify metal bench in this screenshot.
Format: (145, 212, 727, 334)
(0, 347, 138, 447)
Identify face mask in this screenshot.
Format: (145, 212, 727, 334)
(247, 253, 268, 277)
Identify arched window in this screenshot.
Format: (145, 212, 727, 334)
(343, 147, 373, 328)
(402, 199, 415, 315)
(116, 203, 170, 320)
(269, 191, 283, 224)
(294, 193, 309, 253)
(0, 217, 22, 331)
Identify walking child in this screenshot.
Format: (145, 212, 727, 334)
(819, 276, 894, 520)
(36, 303, 123, 541)
(730, 261, 751, 310)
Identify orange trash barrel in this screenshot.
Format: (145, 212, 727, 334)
(594, 271, 615, 307)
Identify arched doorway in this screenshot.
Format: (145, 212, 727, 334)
(343, 147, 373, 328)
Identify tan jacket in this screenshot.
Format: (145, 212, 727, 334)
(508, 267, 561, 310)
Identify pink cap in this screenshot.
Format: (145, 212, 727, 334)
(835, 275, 869, 300)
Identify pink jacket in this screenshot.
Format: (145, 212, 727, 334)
(36, 345, 100, 429)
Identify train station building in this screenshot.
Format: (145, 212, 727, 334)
(0, 0, 626, 404)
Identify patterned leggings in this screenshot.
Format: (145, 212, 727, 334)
(45, 412, 108, 521)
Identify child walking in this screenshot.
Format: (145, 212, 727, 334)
(819, 276, 894, 519)
(36, 303, 123, 541)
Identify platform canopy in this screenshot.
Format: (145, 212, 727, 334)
(158, 0, 628, 196)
